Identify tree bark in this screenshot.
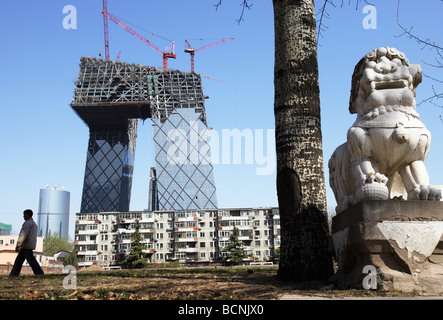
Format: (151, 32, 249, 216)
(273, 0, 333, 281)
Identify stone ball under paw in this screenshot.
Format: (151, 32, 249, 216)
(355, 182, 389, 202)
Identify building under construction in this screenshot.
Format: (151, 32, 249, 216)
(71, 57, 218, 213)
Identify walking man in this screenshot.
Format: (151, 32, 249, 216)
(9, 209, 44, 277)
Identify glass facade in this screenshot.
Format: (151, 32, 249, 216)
(152, 108, 218, 210)
(80, 120, 137, 213)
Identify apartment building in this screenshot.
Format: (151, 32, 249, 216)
(74, 207, 280, 268)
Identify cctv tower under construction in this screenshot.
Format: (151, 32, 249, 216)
(71, 57, 218, 213)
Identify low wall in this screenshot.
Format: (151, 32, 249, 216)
(0, 264, 64, 275)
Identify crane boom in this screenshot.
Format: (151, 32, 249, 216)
(194, 37, 234, 52)
(102, 10, 176, 71)
(184, 37, 234, 72)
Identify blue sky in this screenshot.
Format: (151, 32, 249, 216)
(0, 0, 441, 238)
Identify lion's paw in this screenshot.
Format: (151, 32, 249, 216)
(368, 173, 388, 185)
(357, 172, 388, 188)
(410, 185, 442, 201)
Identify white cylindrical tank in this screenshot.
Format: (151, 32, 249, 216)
(37, 186, 70, 239)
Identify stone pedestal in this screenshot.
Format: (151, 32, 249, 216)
(330, 200, 443, 294)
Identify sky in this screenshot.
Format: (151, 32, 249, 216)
(0, 0, 441, 238)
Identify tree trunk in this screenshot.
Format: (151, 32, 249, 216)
(273, 0, 333, 281)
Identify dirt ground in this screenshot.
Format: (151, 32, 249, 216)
(0, 266, 421, 300)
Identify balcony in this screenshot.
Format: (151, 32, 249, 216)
(76, 250, 98, 256)
(75, 240, 96, 246)
(177, 247, 198, 253)
(218, 225, 252, 231)
(175, 237, 198, 242)
(174, 227, 198, 232)
(75, 229, 99, 236)
(77, 219, 100, 225)
(174, 216, 198, 222)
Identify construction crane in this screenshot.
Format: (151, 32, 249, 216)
(102, 10, 176, 71)
(102, 0, 110, 60)
(184, 37, 234, 73)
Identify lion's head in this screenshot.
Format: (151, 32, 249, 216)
(349, 47, 423, 124)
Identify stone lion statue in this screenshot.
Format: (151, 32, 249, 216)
(329, 47, 442, 213)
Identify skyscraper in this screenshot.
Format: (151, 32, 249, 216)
(37, 186, 70, 239)
(71, 57, 218, 212)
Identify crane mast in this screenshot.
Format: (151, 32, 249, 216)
(184, 37, 234, 73)
(102, 0, 110, 60)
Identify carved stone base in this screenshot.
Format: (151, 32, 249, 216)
(329, 200, 443, 294)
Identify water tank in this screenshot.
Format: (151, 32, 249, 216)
(37, 186, 70, 239)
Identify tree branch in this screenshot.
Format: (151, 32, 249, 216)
(236, 0, 253, 24)
(417, 85, 443, 108)
(316, 0, 333, 47)
(214, 0, 222, 11)
(396, 0, 443, 111)
(315, 0, 373, 47)
(396, 0, 443, 51)
(214, 0, 253, 24)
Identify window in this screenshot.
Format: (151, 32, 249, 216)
(0, 240, 3, 245)
(175, 252, 187, 259)
(9, 239, 15, 245)
(200, 242, 206, 248)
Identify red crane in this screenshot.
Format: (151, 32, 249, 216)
(102, 0, 110, 60)
(102, 10, 176, 71)
(184, 37, 234, 73)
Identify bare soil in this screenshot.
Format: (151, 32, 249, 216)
(0, 266, 420, 300)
